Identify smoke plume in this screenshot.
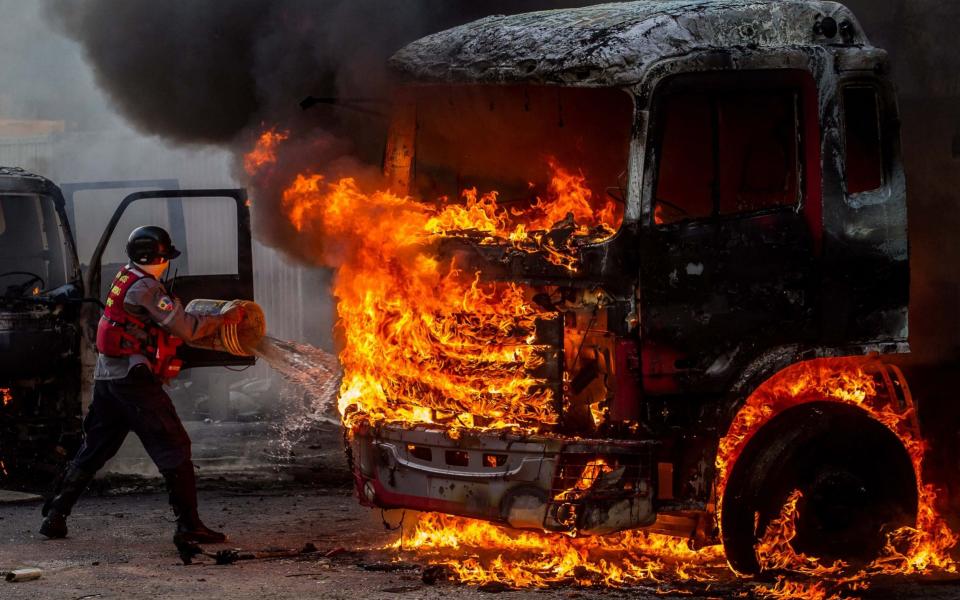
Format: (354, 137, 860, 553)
(43, 0, 600, 260)
(43, 0, 960, 363)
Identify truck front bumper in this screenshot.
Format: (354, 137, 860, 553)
(350, 423, 656, 535)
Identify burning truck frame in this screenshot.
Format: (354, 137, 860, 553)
(296, 0, 955, 578)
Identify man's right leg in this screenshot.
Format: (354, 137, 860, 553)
(116, 366, 225, 545)
(40, 380, 130, 539)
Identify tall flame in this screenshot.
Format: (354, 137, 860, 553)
(259, 129, 619, 431)
(754, 490, 845, 576)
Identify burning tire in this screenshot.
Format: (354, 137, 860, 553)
(720, 401, 918, 575)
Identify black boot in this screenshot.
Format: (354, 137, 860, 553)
(162, 461, 226, 545)
(39, 465, 95, 539)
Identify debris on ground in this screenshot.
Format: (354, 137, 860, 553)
(177, 540, 323, 566)
(5, 568, 42, 582)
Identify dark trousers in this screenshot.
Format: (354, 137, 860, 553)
(71, 365, 192, 474)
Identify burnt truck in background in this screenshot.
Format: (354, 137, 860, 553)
(349, 0, 915, 573)
(0, 167, 257, 483)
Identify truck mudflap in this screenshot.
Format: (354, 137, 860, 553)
(350, 423, 657, 535)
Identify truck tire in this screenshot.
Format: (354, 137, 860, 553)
(720, 401, 917, 575)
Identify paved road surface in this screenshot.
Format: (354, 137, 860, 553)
(2, 422, 959, 599)
(2, 485, 959, 600)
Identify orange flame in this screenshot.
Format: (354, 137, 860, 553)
(391, 360, 956, 595)
(397, 512, 723, 587)
(755, 490, 845, 576)
(244, 128, 289, 175)
(269, 151, 618, 431)
(757, 577, 841, 600)
(715, 357, 957, 578)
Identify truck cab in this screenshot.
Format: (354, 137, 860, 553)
(349, 0, 914, 573)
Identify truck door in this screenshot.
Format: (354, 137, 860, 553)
(85, 189, 254, 369)
(640, 70, 820, 394)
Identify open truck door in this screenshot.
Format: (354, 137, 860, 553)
(62, 179, 185, 302)
(84, 188, 254, 369)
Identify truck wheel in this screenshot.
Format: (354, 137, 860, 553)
(720, 401, 917, 575)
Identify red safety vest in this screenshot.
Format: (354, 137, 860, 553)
(95, 265, 183, 379)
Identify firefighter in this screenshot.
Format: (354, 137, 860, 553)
(40, 225, 245, 545)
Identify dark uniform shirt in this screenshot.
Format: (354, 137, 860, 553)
(94, 265, 224, 380)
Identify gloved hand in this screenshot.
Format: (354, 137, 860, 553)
(222, 305, 246, 326)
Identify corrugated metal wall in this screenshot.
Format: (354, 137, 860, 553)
(0, 136, 53, 175)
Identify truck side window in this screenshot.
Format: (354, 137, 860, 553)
(654, 94, 714, 224)
(717, 94, 799, 216)
(0, 194, 68, 289)
(654, 89, 801, 225)
(843, 86, 883, 194)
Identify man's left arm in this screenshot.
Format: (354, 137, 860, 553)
(137, 283, 224, 343)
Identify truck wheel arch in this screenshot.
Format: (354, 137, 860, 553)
(719, 345, 906, 435)
(714, 353, 919, 574)
(719, 401, 917, 574)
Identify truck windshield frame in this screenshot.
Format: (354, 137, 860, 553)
(408, 84, 635, 236)
(0, 193, 69, 293)
(650, 69, 814, 228)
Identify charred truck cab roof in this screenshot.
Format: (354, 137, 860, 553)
(351, 0, 910, 560)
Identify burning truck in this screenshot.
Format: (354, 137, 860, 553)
(244, 0, 957, 581)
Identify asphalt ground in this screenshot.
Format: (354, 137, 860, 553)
(4, 485, 960, 600)
(2, 422, 960, 599)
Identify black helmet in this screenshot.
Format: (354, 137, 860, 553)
(126, 226, 182, 265)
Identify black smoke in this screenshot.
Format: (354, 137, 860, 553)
(44, 0, 960, 364)
(43, 0, 601, 256)
(43, 1, 597, 146)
